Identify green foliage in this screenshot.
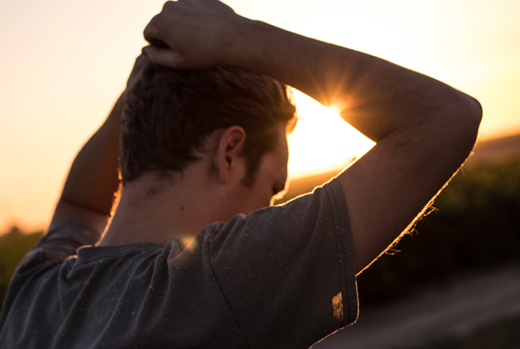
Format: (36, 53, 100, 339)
(0, 228, 42, 309)
(357, 158, 520, 306)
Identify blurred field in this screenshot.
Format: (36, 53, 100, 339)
(417, 317, 520, 349)
(356, 155, 520, 306)
(415, 314, 520, 349)
(1, 133, 520, 347)
(0, 227, 42, 309)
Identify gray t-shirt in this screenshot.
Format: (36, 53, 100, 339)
(0, 179, 358, 348)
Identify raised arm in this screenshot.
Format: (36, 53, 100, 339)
(143, 0, 482, 274)
(49, 55, 149, 233)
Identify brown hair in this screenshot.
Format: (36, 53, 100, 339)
(120, 64, 297, 186)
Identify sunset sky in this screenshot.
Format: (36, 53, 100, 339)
(1, 0, 519, 233)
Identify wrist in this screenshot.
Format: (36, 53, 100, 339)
(222, 16, 262, 68)
(222, 19, 295, 84)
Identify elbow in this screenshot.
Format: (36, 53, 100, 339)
(442, 93, 483, 162)
(465, 96, 483, 135)
(459, 95, 482, 146)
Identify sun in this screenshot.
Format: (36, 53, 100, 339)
(287, 89, 375, 179)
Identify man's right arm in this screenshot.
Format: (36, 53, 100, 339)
(142, 0, 482, 274)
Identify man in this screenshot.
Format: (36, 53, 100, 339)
(0, 0, 481, 348)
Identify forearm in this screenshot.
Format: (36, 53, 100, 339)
(225, 19, 481, 142)
(60, 93, 125, 215)
(144, 2, 481, 143)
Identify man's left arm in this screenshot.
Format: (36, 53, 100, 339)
(49, 55, 148, 233)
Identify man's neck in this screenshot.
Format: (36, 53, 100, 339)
(100, 167, 225, 246)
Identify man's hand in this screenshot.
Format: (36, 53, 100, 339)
(143, 0, 239, 69)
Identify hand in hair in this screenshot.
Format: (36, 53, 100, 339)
(143, 0, 239, 69)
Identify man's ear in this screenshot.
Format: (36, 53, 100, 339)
(213, 126, 247, 184)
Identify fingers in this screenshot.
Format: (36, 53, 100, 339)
(142, 46, 185, 69)
(143, 14, 164, 47)
(142, 0, 238, 69)
(143, 2, 178, 47)
(143, 11, 182, 67)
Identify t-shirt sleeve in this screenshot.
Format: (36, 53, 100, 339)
(206, 178, 358, 348)
(18, 221, 101, 271)
(0, 221, 101, 330)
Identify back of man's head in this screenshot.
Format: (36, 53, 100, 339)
(120, 63, 297, 187)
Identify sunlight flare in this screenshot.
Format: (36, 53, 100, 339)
(288, 89, 375, 179)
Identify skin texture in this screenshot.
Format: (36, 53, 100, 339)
(50, 0, 482, 275)
(99, 125, 289, 246)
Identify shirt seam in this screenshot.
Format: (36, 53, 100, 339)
(324, 179, 359, 327)
(205, 225, 251, 349)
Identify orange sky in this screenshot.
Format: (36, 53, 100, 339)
(1, 0, 519, 233)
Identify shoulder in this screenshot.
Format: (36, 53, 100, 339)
(20, 220, 102, 270)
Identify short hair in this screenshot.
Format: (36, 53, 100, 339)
(120, 63, 297, 186)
